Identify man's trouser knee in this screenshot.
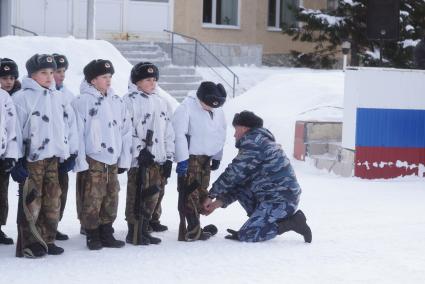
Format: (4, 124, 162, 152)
(22, 158, 61, 246)
(238, 202, 296, 242)
(80, 157, 119, 230)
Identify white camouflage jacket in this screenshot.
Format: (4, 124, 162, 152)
(172, 92, 226, 163)
(12, 77, 78, 162)
(0, 89, 20, 160)
(123, 84, 174, 167)
(72, 80, 132, 172)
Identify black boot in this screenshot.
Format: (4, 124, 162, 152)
(142, 219, 161, 245)
(150, 221, 168, 232)
(86, 228, 103, 250)
(0, 226, 14, 245)
(47, 243, 65, 255)
(126, 222, 134, 244)
(23, 242, 47, 258)
(80, 226, 86, 235)
(278, 210, 312, 243)
(55, 230, 69, 241)
(99, 223, 125, 248)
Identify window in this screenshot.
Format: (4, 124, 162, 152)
(203, 0, 239, 27)
(268, 0, 299, 29)
(327, 0, 338, 11)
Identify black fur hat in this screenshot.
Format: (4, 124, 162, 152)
(232, 111, 263, 128)
(83, 59, 115, 83)
(26, 54, 57, 76)
(131, 62, 159, 84)
(196, 81, 227, 108)
(0, 58, 19, 78)
(52, 53, 69, 70)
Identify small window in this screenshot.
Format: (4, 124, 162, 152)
(327, 0, 338, 11)
(203, 0, 239, 27)
(268, 0, 299, 29)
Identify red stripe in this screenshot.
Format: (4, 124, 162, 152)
(293, 122, 306, 161)
(355, 147, 425, 179)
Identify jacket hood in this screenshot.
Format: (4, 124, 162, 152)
(21, 77, 56, 92)
(80, 79, 115, 98)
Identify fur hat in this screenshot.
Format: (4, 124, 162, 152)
(232, 111, 263, 128)
(131, 62, 159, 84)
(83, 59, 115, 83)
(0, 58, 19, 78)
(26, 54, 57, 76)
(52, 53, 69, 70)
(196, 81, 227, 108)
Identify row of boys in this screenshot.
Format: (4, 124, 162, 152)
(0, 54, 227, 258)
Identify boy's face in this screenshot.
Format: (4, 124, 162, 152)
(136, 77, 157, 94)
(91, 73, 112, 94)
(54, 67, 66, 86)
(31, 68, 54, 88)
(0, 75, 16, 92)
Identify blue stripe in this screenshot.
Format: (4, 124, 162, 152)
(356, 108, 425, 148)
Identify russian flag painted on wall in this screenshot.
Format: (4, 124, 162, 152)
(344, 67, 425, 179)
(355, 108, 425, 179)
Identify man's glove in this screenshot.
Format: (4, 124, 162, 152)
(210, 159, 220, 171)
(10, 158, 28, 183)
(224, 229, 239, 241)
(118, 168, 127, 174)
(138, 148, 155, 167)
(0, 158, 16, 173)
(162, 160, 173, 179)
(58, 154, 77, 174)
(176, 159, 189, 177)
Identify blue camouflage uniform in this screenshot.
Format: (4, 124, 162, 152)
(209, 127, 301, 242)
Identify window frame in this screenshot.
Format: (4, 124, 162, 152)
(202, 0, 241, 30)
(267, 0, 300, 32)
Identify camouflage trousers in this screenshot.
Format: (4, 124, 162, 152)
(21, 157, 61, 246)
(0, 171, 10, 225)
(77, 157, 120, 230)
(229, 187, 298, 242)
(125, 163, 166, 224)
(179, 155, 211, 240)
(58, 172, 68, 221)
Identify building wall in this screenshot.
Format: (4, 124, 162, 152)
(173, 0, 328, 54)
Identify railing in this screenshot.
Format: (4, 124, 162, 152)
(11, 25, 38, 36)
(163, 29, 239, 97)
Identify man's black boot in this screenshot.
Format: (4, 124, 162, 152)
(86, 228, 103, 250)
(99, 223, 125, 248)
(55, 230, 69, 241)
(126, 222, 134, 244)
(0, 226, 14, 245)
(150, 221, 168, 232)
(23, 242, 47, 258)
(47, 243, 65, 255)
(142, 219, 161, 244)
(278, 210, 312, 243)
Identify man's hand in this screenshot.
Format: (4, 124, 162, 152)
(203, 197, 223, 215)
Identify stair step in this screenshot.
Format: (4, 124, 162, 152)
(128, 58, 171, 66)
(166, 90, 192, 102)
(160, 67, 196, 75)
(115, 45, 159, 52)
(120, 50, 166, 57)
(158, 83, 199, 91)
(160, 75, 203, 83)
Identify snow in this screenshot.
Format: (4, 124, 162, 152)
(1, 36, 425, 284)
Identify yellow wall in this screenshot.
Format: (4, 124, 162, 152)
(173, 0, 328, 54)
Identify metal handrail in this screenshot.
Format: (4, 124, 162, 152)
(164, 29, 239, 97)
(11, 25, 38, 36)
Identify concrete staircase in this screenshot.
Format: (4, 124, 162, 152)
(110, 41, 203, 101)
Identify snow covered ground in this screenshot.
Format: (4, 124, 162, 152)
(1, 37, 424, 284)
